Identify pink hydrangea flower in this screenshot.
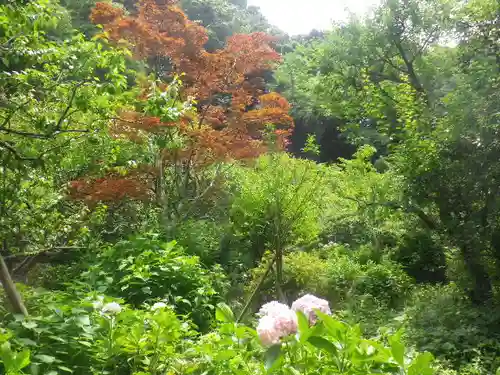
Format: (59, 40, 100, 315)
(257, 315, 281, 346)
(256, 301, 298, 346)
(291, 294, 331, 325)
(258, 301, 289, 318)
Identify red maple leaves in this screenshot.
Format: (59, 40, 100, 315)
(70, 0, 293, 203)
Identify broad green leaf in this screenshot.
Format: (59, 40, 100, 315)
(285, 365, 302, 375)
(215, 349, 237, 361)
(408, 352, 434, 375)
(14, 349, 31, 371)
(316, 311, 348, 340)
(264, 344, 282, 371)
(388, 330, 405, 367)
(34, 354, 56, 364)
(296, 310, 310, 343)
(22, 321, 38, 330)
(215, 303, 234, 323)
(18, 338, 37, 347)
(308, 336, 338, 355)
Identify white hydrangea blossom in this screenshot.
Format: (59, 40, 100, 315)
(101, 302, 122, 315)
(92, 296, 105, 310)
(151, 302, 168, 311)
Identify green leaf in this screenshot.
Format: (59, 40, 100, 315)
(285, 365, 302, 375)
(18, 338, 37, 347)
(215, 349, 237, 361)
(15, 349, 31, 371)
(264, 344, 282, 371)
(388, 330, 405, 367)
(408, 352, 434, 375)
(308, 336, 337, 355)
(315, 311, 348, 340)
(296, 310, 311, 343)
(22, 321, 38, 330)
(34, 354, 56, 364)
(57, 365, 73, 373)
(215, 303, 234, 323)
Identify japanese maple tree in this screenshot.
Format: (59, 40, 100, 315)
(70, 0, 293, 207)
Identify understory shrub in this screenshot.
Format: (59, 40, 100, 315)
(247, 249, 412, 312)
(172, 218, 226, 266)
(82, 234, 228, 331)
(403, 284, 500, 373)
(0, 291, 437, 375)
(0, 286, 194, 375)
(394, 231, 447, 284)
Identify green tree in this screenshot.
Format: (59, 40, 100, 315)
(0, 0, 130, 313)
(229, 149, 327, 312)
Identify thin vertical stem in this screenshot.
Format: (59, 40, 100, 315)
(237, 254, 277, 322)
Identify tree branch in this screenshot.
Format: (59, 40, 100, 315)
(4, 246, 85, 260)
(0, 141, 37, 161)
(340, 194, 438, 230)
(54, 82, 85, 132)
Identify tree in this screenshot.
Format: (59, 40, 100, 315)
(180, 0, 281, 51)
(0, 0, 130, 313)
(392, 0, 500, 303)
(73, 0, 293, 227)
(229, 151, 327, 315)
(275, 0, 456, 158)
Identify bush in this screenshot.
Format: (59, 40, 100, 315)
(0, 291, 436, 375)
(0, 286, 194, 375)
(228, 154, 327, 268)
(246, 251, 330, 308)
(246, 248, 412, 317)
(394, 231, 447, 284)
(323, 250, 412, 309)
(82, 234, 228, 331)
(26, 263, 85, 290)
(173, 219, 226, 266)
(403, 284, 500, 373)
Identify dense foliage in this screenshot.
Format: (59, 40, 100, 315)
(1, 0, 499, 374)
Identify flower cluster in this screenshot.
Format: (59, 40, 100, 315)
(291, 294, 331, 325)
(256, 295, 331, 346)
(257, 302, 297, 346)
(92, 296, 122, 315)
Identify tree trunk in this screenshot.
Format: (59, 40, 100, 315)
(0, 249, 28, 316)
(275, 246, 286, 303)
(461, 244, 493, 304)
(155, 152, 164, 205)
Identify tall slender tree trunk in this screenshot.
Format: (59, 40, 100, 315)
(275, 245, 286, 303)
(155, 152, 164, 205)
(0, 241, 28, 316)
(237, 254, 276, 322)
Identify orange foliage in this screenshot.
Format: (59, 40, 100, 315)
(259, 92, 291, 111)
(90, 0, 291, 135)
(75, 0, 294, 203)
(68, 175, 153, 203)
(110, 110, 187, 142)
(90, 2, 124, 25)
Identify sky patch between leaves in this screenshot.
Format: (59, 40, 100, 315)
(247, 0, 381, 35)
